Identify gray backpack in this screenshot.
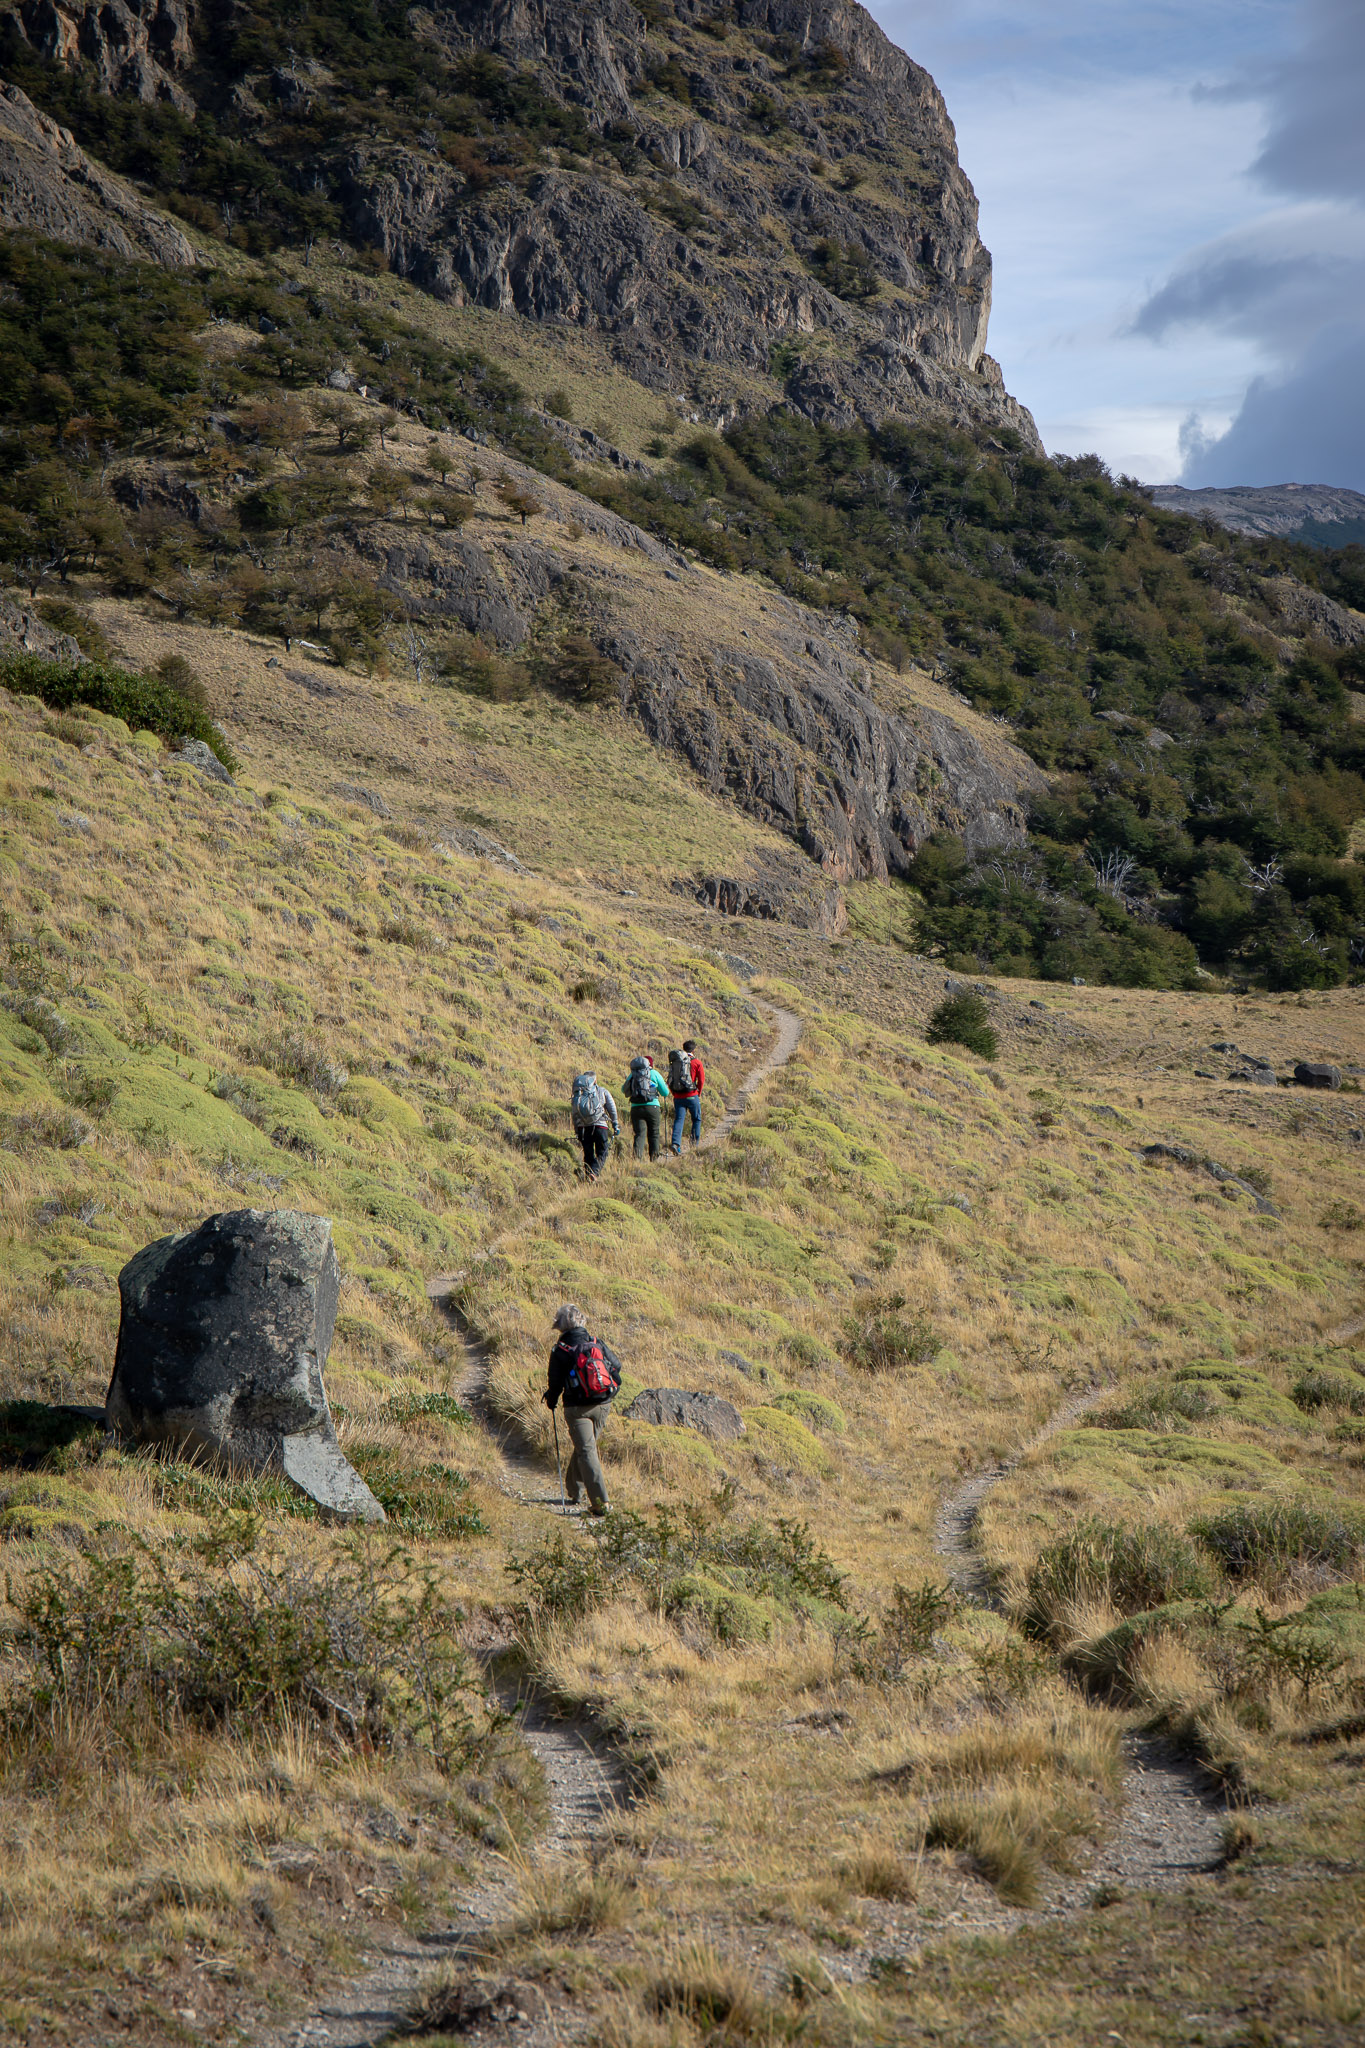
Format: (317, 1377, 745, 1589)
(627, 1055, 655, 1104)
(668, 1048, 693, 1095)
(571, 1072, 604, 1129)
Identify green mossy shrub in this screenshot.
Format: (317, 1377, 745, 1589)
(1023, 1517, 1214, 1639)
(924, 990, 999, 1060)
(383, 1392, 473, 1430)
(1292, 1366, 1365, 1416)
(1191, 1497, 1365, 1579)
(768, 1390, 845, 1433)
(840, 1292, 939, 1374)
(346, 1443, 488, 1539)
(1095, 1380, 1217, 1432)
(505, 1499, 845, 1634)
(1, 655, 236, 772)
(742, 1406, 828, 1473)
(666, 1571, 778, 1645)
(4, 1521, 495, 1769)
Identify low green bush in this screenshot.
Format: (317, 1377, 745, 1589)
(0, 654, 236, 771)
(924, 989, 998, 1060)
(1191, 1498, 1365, 1578)
(1292, 1367, 1365, 1416)
(347, 1442, 488, 1539)
(1023, 1517, 1214, 1638)
(505, 1495, 846, 1634)
(4, 1520, 493, 1769)
(840, 1291, 939, 1374)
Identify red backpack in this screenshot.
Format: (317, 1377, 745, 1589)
(569, 1331, 618, 1401)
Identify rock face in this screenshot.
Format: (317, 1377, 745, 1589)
(0, 80, 196, 264)
(348, 0, 1038, 443)
(0, 590, 81, 663)
(5, 0, 1037, 445)
(624, 1387, 747, 1441)
(11, 0, 194, 110)
(107, 1209, 385, 1522)
(361, 512, 1044, 881)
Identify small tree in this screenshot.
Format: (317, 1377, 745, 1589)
(924, 988, 998, 1060)
(497, 478, 541, 526)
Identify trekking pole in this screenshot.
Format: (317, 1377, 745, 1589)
(552, 1407, 566, 1510)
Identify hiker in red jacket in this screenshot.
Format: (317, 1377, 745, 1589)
(669, 1039, 704, 1154)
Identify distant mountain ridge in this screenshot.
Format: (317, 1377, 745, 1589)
(1149, 482, 1365, 549)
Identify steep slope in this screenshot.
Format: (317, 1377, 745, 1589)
(0, 78, 195, 262)
(0, 0, 1036, 444)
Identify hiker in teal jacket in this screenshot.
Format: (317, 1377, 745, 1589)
(624, 1052, 670, 1161)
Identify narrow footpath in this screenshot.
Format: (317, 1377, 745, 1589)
(933, 1395, 1229, 1899)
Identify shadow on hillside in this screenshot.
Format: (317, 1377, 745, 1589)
(0, 1399, 105, 1469)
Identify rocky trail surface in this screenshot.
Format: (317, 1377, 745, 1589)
(933, 1394, 1229, 1909)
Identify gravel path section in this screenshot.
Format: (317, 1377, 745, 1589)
(271, 1690, 628, 2048)
(932, 1390, 1227, 1904)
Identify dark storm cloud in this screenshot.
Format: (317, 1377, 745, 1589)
(1251, 0, 1365, 202)
(1136, 0, 1365, 487)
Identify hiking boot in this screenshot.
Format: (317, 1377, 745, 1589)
(590, 1501, 611, 1517)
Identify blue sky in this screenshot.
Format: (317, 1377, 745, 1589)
(864, 1, 1365, 488)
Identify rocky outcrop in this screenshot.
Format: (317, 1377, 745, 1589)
(689, 850, 847, 935)
(107, 1209, 385, 1522)
(4, 0, 1037, 446)
(0, 590, 81, 663)
(10, 0, 194, 110)
(1260, 575, 1365, 650)
(0, 80, 196, 263)
(347, 0, 1039, 443)
(356, 506, 1043, 882)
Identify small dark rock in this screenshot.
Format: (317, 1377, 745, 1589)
(623, 1388, 746, 1440)
(1210, 1041, 1238, 1052)
(335, 780, 391, 817)
(719, 1349, 774, 1386)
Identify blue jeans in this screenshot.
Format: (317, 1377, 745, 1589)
(671, 1094, 701, 1151)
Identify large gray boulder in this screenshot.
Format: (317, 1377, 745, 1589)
(623, 1388, 746, 1442)
(107, 1209, 384, 1522)
(1293, 1062, 1341, 1090)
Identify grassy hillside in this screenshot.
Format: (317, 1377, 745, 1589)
(2, 606, 1363, 2041)
(0, 221, 1360, 989)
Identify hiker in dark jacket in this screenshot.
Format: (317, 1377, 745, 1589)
(570, 1071, 619, 1180)
(669, 1039, 705, 1153)
(624, 1051, 670, 1161)
(543, 1302, 620, 1515)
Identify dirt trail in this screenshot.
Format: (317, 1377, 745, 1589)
(275, 1691, 627, 2048)
(276, 1006, 804, 2044)
(933, 1392, 1227, 1901)
(428, 1001, 801, 1508)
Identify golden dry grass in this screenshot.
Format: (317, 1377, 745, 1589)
(1, 560, 1363, 2040)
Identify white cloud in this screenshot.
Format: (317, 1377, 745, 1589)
(865, 0, 1365, 487)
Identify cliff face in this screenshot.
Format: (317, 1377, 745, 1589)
(2, 0, 1037, 446)
(355, 0, 1036, 440)
(0, 78, 195, 262)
